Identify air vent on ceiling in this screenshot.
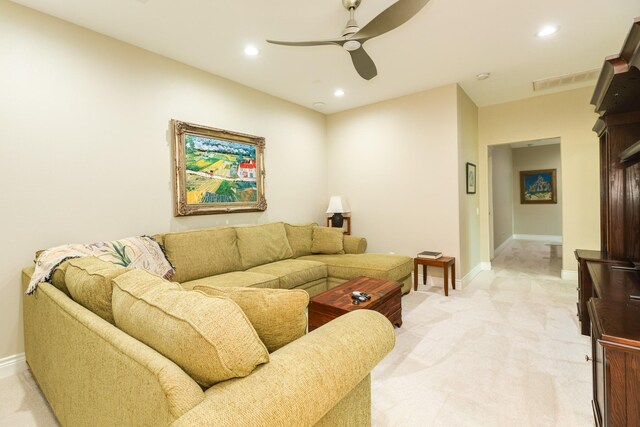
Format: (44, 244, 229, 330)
(532, 68, 600, 92)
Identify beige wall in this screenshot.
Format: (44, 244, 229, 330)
(0, 1, 327, 359)
(512, 144, 562, 236)
(490, 145, 514, 250)
(457, 87, 480, 276)
(327, 84, 460, 264)
(478, 87, 600, 272)
(326, 84, 481, 279)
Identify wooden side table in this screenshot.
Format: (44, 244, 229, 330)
(326, 216, 351, 235)
(413, 256, 455, 296)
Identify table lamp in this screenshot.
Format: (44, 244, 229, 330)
(326, 196, 350, 228)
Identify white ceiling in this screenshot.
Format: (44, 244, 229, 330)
(10, 0, 640, 114)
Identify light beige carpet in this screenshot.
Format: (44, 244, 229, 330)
(372, 240, 592, 426)
(0, 240, 591, 426)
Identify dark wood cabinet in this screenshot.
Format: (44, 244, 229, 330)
(591, 17, 640, 259)
(588, 297, 640, 427)
(575, 250, 629, 335)
(583, 17, 640, 427)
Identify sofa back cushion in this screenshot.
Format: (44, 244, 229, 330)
(163, 227, 242, 283)
(311, 227, 345, 255)
(65, 257, 129, 324)
(284, 223, 316, 258)
(193, 286, 309, 353)
(111, 269, 269, 388)
(235, 223, 294, 270)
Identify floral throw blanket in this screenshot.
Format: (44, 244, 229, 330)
(26, 236, 175, 295)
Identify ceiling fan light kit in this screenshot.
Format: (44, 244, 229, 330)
(266, 0, 431, 80)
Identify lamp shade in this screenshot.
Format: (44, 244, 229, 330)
(326, 196, 350, 214)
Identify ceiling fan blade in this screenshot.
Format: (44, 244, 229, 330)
(348, 46, 377, 80)
(354, 0, 431, 40)
(266, 39, 344, 47)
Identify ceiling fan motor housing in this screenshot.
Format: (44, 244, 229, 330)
(342, 0, 362, 10)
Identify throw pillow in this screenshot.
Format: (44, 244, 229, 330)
(111, 269, 269, 388)
(284, 223, 316, 258)
(235, 222, 294, 269)
(193, 286, 309, 352)
(311, 226, 345, 254)
(162, 227, 242, 283)
(65, 257, 129, 324)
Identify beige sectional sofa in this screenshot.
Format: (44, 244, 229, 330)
(155, 222, 413, 296)
(22, 222, 412, 426)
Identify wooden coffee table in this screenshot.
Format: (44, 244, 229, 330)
(308, 277, 402, 331)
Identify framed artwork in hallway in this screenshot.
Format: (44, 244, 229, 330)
(519, 169, 557, 204)
(171, 119, 267, 216)
(466, 162, 476, 194)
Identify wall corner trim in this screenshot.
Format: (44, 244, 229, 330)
(561, 270, 579, 281)
(494, 236, 513, 257)
(0, 353, 27, 380)
(480, 262, 492, 270)
(462, 263, 482, 287)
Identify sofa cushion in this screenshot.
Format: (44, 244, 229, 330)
(49, 259, 73, 297)
(297, 254, 413, 282)
(311, 227, 345, 255)
(193, 287, 309, 353)
(181, 271, 279, 290)
(111, 269, 269, 388)
(248, 259, 327, 289)
(284, 223, 316, 258)
(163, 227, 242, 283)
(64, 257, 128, 324)
(235, 223, 294, 270)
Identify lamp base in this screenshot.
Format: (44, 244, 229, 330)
(330, 213, 344, 228)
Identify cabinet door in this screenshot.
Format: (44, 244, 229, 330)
(592, 328, 604, 427)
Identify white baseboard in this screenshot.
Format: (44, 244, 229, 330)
(461, 263, 482, 287)
(513, 234, 562, 243)
(480, 262, 492, 271)
(561, 270, 579, 281)
(0, 353, 27, 380)
(494, 236, 513, 257)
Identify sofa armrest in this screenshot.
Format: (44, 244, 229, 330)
(173, 310, 395, 427)
(343, 235, 367, 254)
(22, 267, 205, 426)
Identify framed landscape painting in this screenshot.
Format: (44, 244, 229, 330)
(519, 169, 557, 204)
(172, 120, 266, 216)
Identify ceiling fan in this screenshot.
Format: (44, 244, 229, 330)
(266, 0, 431, 80)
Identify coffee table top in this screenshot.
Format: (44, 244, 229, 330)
(310, 276, 401, 313)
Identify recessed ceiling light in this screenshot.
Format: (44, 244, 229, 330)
(244, 45, 259, 56)
(476, 72, 491, 80)
(536, 25, 559, 38)
(334, 89, 345, 97)
(313, 102, 326, 108)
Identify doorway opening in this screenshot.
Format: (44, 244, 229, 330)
(488, 137, 563, 277)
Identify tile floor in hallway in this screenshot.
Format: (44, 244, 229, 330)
(372, 239, 592, 426)
(0, 239, 591, 426)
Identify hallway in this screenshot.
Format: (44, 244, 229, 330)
(492, 239, 563, 279)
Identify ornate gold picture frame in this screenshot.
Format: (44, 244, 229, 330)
(172, 119, 266, 216)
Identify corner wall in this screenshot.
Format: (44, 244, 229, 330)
(490, 145, 514, 251)
(0, 1, 327, 360)
(326, 84, 481, 281)
(478, 87, 600, 272)
(326, 84, 462, 266)
(457, 87, 480, 278)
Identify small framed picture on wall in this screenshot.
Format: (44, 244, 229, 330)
(466, 163, 476, 194)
